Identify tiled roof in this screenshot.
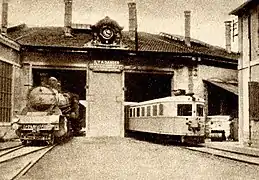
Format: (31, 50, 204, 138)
(158, 32, 239, 60)
(121, 32, 192, 54)
(7, 26, 91, 48)
(6, 25, 238, 60)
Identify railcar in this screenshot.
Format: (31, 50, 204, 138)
(125, 94, 205, 144)
(11, 86, 80, 145)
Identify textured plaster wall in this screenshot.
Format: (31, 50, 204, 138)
(0, 43, 19, 64)
(173, 66, 189, 92)
(238, 6, 259, 147)
(173, 64, 237, 99)
(0, 41, 21, 140)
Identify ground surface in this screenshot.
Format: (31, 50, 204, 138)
(19, 137, 259, 180)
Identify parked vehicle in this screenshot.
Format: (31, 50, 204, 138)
(207, 116, 231, 141)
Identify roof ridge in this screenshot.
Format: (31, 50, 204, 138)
(147, 33, 193, 53)
(159, 32, 229, 51)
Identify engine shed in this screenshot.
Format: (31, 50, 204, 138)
(1, 1, 238, 138)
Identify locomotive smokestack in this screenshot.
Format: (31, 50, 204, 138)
(184, 11, 191, 47)
(1, 0, 8, 34)
(225, 20, 232, 53)
(64, 0, 73, 37)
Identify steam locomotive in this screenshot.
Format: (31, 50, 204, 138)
(11, 85, 81, 145)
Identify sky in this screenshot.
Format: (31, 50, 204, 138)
(1, 0, 246, 51)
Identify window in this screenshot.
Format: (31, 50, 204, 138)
(152, 105, 157, 116)
(133, 108, 135, 117)
(0, 61, 12, 122)
(141, 107, 145, 116)
(159, 104, 164, 116)
(196, 104, 204, 117)
(147, 106, 151, 116)
(177, 104, 192, 116)
(137, 107, 140, 117)
(129, 108, 133, 117)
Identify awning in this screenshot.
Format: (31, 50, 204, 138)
(204, 80, 238, 95)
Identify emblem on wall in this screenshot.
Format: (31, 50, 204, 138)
(85, 16, 127, 49)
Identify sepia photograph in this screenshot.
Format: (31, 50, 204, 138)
(0, 0, 259, 179)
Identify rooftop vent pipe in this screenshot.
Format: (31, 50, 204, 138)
(1, 0, 8, 34)
(225, 21, 232, 53)
(184, 11, 191, 47)
(64, 0, 73, 37)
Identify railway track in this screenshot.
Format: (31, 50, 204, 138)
(0, 145, 55, 180)
(129, 136, 259, 166)
(184, 145, 259, 166)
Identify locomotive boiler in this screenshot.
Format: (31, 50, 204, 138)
(12, 85, 79, 145)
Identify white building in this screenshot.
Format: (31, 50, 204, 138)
(230, 0, 259, 147)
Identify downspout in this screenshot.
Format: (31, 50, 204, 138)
(135, 27, 138, 52)
(248, 14, 252, 146)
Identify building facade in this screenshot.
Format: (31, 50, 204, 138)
(231, 0, 259, 147)
(1, 1, 238, 138)
(0, 33, 21, 138)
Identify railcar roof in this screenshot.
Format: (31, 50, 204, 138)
(127, 95, 204, 107)
(124, 102, 139, 106)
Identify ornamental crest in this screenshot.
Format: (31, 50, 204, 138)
(85, 16, 127, 49)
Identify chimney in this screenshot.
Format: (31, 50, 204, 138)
(1, 0, 8, 34)
(184, 11, 191, 47)
(225, 21, 232, 53)
(128, 1, 137, 41)
(64, 0, 72, 37)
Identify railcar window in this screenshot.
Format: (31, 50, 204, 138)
(137, 107, 140, 117)
(133, 108, 136, 117)
(177, 104, 192, 116)
(159, 104, 163, 116)
(141, 107, 145, 116)
(129, 108, 133, 117)
(153, 105, 157, 116)
(147, 106, 151, 116)
(196, 104, 204, 116)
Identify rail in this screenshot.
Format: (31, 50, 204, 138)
(0, 145, 55, 180)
